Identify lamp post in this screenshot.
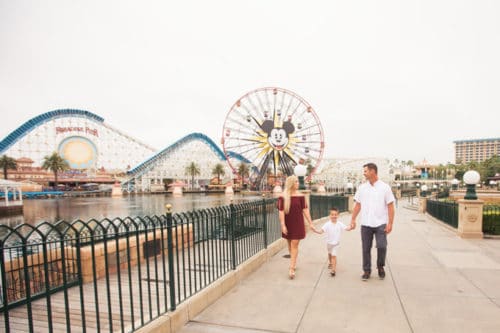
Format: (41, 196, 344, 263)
(421, 184, 428, 197)
(294, 163, 307, 190)
(463, 170, 480, 200)
(346, 182, 353, 194)
(451, 178, 459, 190)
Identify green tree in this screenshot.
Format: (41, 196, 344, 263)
(185, 162, 200, 189)
(480, 155, 500, 183)
(237, 163, 250, 188)
(212, 163, 225, 185)
(42, 152, 69, 188)
(0, 155, 17, 180)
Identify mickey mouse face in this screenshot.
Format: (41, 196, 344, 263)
(268, 128, 289, 151)
(261, 120, 295, 152)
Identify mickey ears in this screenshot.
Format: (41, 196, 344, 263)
(261, 119, 295, 134)
(261, 120, 274, 134)
(282, 121, 295, 134)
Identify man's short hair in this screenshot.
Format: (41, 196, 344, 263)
(363, 163, 378, 174)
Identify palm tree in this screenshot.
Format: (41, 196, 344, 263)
(42, 152, 69, 188)
(185, 162, 200, 189)
(0, 155, 17, 180)
(237, 163, 250, 188)
(212, 163, 225, 185)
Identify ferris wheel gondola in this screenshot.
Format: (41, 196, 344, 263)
(221, 87, 324, 189)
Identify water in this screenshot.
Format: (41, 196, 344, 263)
(0, 193, 264, 227)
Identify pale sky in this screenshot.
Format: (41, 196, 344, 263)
(1, 0, 499, 165)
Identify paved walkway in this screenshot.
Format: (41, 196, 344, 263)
(177, 204, 500, 333)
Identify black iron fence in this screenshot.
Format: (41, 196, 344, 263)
(309, 194, 349, 220)
(426, 200, 500, 235)
(483, 205, 500, 235)
(0, 198, 282, 333)
(426, 199, 459, 228)
(0, 194, 345, 332)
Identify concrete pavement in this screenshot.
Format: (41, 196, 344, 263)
(177, 204, 500, 333)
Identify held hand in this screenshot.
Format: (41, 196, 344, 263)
(350, 221, 356, 230)
(385, 223, 393, 234)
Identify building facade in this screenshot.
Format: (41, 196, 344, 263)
(454, 138, 500, 164)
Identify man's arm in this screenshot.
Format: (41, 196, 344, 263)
(385, 202, 395, 234)
(350, 202, 361, 229)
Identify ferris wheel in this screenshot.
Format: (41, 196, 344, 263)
(221, 87, 324, 188)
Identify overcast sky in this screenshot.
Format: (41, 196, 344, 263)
(1, 0, 499, 166)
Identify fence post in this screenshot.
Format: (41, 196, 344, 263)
(165, 204, 176, 311)
(229, 202, 237, 270)
(262, 196, 268, 249)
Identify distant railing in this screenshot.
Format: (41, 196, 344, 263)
(309, 194, 349, 220)
(483, 205, 500, 235)
(426, 199, 459, 228)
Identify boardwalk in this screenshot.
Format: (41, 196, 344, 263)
(178, 204, 500, 333)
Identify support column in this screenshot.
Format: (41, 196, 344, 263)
(457, 199, 484, 238)
(418, 197, 427, 213)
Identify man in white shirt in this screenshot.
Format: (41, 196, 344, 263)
(350, 163, 395, 281)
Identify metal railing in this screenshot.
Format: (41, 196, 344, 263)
(0, 198, 281, 333)
(309, 194, 349, 220)
(426, 199, 459, 228)
(483, 205, 500, 235)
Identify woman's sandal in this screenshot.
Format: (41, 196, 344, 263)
(289, 267, 295, 279)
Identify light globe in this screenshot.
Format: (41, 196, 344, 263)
(294, 164, 307, 190)
(293, 164, 307, 177)
(463, 170, 480, 200)
(463, 170, 480, 185)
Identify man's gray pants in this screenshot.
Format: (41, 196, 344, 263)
(361, 224, 387, 273)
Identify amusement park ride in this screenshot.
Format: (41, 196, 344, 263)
(221, 87, 324, 189)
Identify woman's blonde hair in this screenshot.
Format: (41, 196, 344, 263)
(283, 175, 298, 214)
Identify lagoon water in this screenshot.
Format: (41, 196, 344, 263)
(0, 193, 263, 228)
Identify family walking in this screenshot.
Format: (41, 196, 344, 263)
(277, 162, 395, 280)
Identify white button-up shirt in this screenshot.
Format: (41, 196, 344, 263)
(353, 180, 395, 227)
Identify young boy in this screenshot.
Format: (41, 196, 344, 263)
(313, 207, 352, 276)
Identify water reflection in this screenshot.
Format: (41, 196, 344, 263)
(0, 193, 262, 227)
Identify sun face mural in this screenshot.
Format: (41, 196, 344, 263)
(58, 136, 97, 169)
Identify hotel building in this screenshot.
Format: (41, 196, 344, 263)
(454, 138, 500, 164)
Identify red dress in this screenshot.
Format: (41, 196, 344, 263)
(278, 196, 307, 240)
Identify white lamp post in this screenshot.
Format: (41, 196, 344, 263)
(421, 184, 428, 197)
(463, 170, 480, 200)
(346, 182, 354, 194)
(451, 178, 459, 190)
(294, 164, 307, 190)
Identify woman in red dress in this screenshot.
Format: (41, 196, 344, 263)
(278, 175, 314, 279)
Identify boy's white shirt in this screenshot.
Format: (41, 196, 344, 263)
(321, 220, 348, 245)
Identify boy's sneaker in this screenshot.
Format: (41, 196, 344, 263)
(378, 267, 385, 279)
(361, 271, 370, 281)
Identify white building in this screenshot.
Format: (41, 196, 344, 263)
(314, 157, 393, 191)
